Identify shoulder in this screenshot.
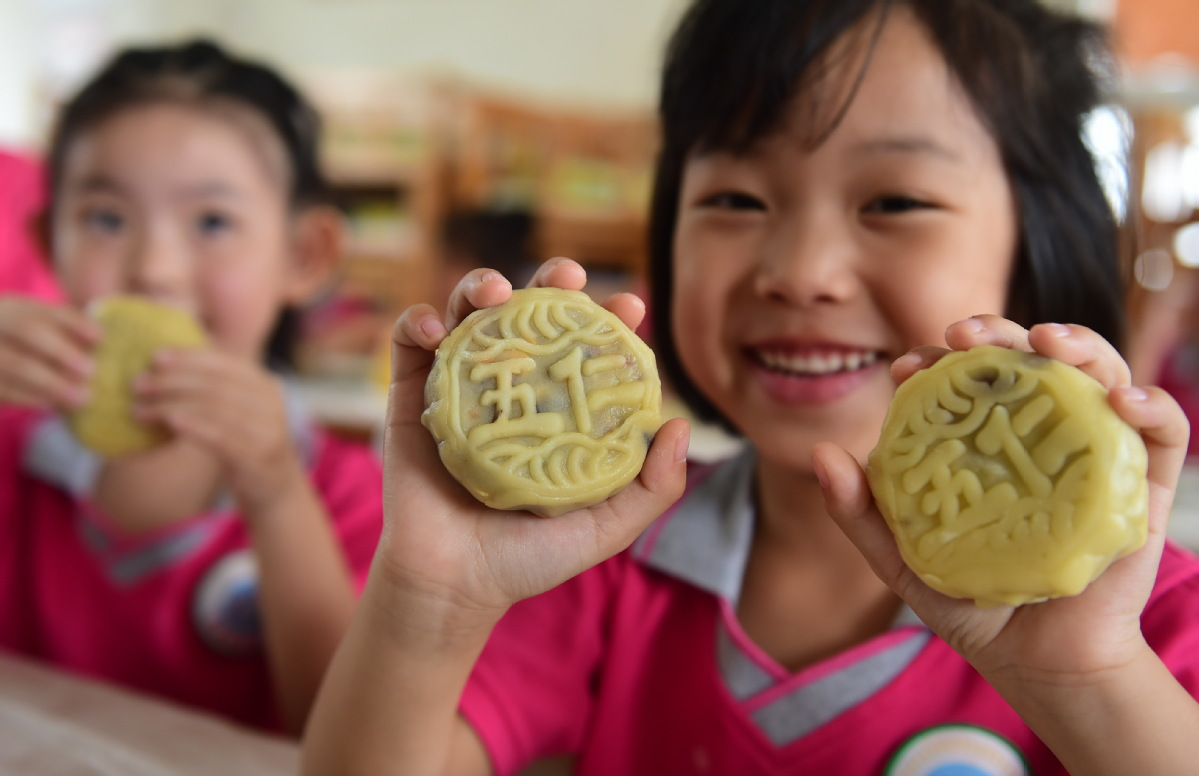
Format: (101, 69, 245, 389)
(308, 430, 383, 491)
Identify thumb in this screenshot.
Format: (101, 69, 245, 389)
(812, 441, 911, 592)
(571, 417, 691, 555)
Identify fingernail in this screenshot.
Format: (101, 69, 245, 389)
(960, 317, 987, 334)
(813, 456, 830, 490)
(892, 353, 923, 371)
(1042, 323, 1071, 338)
(480, 271, 505, 285)
(673, 428, 690, 463)
(1121, 386, 1150, 402)
(419, 316, 442, 339)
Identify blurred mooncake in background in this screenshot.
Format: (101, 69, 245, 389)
(69, 296, 208, 457)
(867, 345, 1148, 608)
(423, 287, 663, 516)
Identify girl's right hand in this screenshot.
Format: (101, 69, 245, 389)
(378, 258, 690, 622)
(0, 297, 100, 412)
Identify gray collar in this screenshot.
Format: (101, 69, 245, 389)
(631, 449, 921, 628)
(23, 377, 318, 500)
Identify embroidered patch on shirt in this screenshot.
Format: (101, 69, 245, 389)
(885, 724, 1030, 776)
(191, 548, 262, 656)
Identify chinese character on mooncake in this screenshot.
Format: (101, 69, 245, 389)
(867, 345, 1148, 608)
(69, 296, 208, 457)
(422, 287, 663, 516)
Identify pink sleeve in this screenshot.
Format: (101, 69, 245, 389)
(1144, 542, 1199, 695)
(309, 432, 384, 591)
(459, 560, 621, 776)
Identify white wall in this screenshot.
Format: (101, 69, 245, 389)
(0, 0, 688, 148)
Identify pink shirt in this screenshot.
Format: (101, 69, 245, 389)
(0, 407, 383, 731)
(460, 453, 1199, 775)
(0, 151, 59, 301)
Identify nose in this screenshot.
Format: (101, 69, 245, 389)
(752, 212, 859, 307)
(125, 223, 190, 302)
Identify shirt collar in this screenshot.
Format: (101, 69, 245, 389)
(631, 448, 923, 628)
(632, 449, 758, 604)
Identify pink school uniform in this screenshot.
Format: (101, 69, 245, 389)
(460, 452, 1199, 776)
(0, 151, 59, 301)
(0, 392, 382, 731)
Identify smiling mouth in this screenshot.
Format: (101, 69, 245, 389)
(752, 349, 882, 377)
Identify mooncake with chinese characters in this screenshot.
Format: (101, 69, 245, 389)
(69, 296, 208, 457)
(423, 287, 663, 516)
(867, 345, 1148, 607)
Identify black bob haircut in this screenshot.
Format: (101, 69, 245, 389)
(44, 39, 332, 370)
(648, 0, 1128, 429)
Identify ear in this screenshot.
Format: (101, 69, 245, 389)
(283, 205, 344, 305)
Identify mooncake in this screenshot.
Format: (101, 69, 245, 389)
(69, 296, 208, 457)
(867, 345, 1148, 607)
(422, 287, 663, 516)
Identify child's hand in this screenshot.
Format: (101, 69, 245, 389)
(131, 347, 304, 515)
(379, 257, 690, 622)
(0, 297, 100, 411)
(813, 314, 1190, 684)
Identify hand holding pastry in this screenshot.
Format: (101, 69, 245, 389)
(0, 296, 100, 412)
(379, 258, 689, 620)
(813, 315, 1189, 681)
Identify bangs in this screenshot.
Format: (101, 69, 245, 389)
(659, 0, 890, 156)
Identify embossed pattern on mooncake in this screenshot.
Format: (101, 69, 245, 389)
(422, 287, 663, 516)
(867, 345, 1148, 607)
(69, 296, 208, 457)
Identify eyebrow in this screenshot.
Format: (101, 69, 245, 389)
(851, 136, 961, 162)
(74, 176, 242, 201)
(75, 174, 125, 195)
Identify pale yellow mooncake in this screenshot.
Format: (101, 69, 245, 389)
(867, 345, 1148, 608)
(69, 296, 208, 457)
(422, 287, 663, 516)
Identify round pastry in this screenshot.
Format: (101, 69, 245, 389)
(867, 345, 1148, 607)
(69, 296, 208, 457)
(422, 287, 663, 516)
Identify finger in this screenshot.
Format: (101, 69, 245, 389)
(943, 315, 1032, 353)
(3, 318, 97, 379)
(564, 417, 690, 553)
(812, 441, 919, 596)
(600, 292, 647, 333)
(0, 340, 90, 410)
(526, 257, 587, 291)
(1027, 322, 1131, 388)
(389, 305, 446, 426)
(444, 269, 513, 331)
(888, 347, 949, 384)
(46, 305, 104, 350)
(1111, 385, 1189, 496)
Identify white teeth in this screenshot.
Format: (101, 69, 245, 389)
(758, 349, 878, 376)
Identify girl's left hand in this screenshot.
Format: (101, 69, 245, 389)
(132, 348, 303, 515)
(813, 315, 1191, 684)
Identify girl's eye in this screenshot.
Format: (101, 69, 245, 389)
(701, 192, 765, 211)
(197, 212, 233, 236)
(864, 196, 931, 214)
(83, 209, 124, 234)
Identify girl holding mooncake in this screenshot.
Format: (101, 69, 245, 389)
(305, 1, 1199, 773)
(0, 41, 383, 734)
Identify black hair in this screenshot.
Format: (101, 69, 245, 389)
(648, 0, 1127, 428)
(45, 38, 333, 369)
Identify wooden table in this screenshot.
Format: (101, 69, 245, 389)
(0, 653, 299, 775)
